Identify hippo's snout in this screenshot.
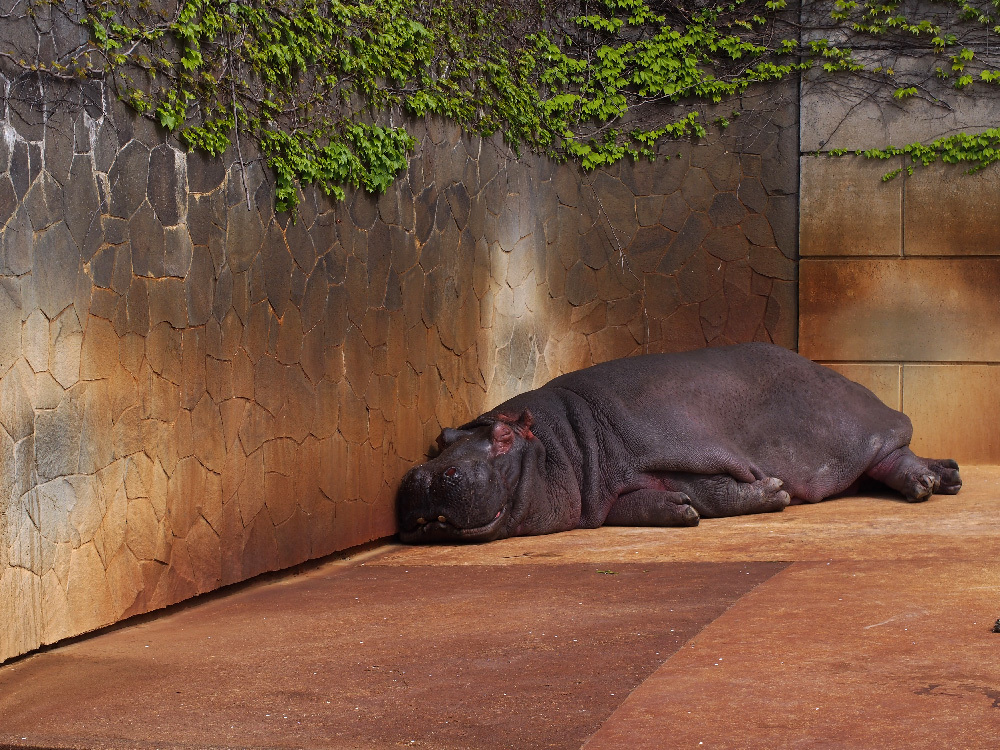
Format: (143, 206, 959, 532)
(396, 459, 508, 543)
(400, 506, 507, 544)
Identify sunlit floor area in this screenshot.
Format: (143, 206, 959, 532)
(2, 467, 999, 749)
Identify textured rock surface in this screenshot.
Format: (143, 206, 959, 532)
(0, 67, 798, 662)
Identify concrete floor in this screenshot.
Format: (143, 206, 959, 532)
(2, 466, 1000, 749)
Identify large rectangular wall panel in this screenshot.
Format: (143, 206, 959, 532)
(799, 156, 902, 257)
(904, 365, 1000, 464)
(800, 258, 1000, 362)
(800, 49, 1000, 152)
(904, 165, 1000, 256)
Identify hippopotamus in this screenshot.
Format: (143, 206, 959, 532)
(396, 343, 961, 543)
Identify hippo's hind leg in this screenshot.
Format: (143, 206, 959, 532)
(605, 489, 700, 527)
(664, 473, 791, 518)
(867, 447, 962, 502)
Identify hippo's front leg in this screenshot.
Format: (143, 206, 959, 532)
(603, 489, 701, 527)
(665, 472, 792, 518)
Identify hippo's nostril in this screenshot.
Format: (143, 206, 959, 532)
(444, 467, 458, 478)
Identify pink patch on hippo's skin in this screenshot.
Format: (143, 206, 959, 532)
(491, 422, 516, 456)
(495, 410, 536, 440)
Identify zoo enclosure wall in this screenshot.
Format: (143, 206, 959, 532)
(0, 26, 799, 663)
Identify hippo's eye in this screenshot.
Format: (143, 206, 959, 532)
(444, 467, 457, 477)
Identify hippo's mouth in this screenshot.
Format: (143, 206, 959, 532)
(400, 506, 507, 544)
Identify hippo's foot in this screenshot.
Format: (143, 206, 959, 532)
(662, 473, 791, 518)
(604, 489, 700, 527)
(867, 448, 962, 502)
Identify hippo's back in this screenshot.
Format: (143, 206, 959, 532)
(539, 343, 912, 500)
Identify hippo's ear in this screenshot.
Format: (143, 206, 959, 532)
(436, 428, 474, 453)
(496, 410, 536, 440)
(491, 410, 536, 455)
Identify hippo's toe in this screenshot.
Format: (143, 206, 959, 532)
(756, 478, 792, 510)
(905, 473, 938, 502)
(679, 503, 700, 526)
(929, 459, 962, 495)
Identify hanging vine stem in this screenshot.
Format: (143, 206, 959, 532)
(227, 26, 252, 211)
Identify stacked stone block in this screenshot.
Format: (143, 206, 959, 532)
(0, 65, 799, 662)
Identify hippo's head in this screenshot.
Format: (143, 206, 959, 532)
(397, 410, 551, 543)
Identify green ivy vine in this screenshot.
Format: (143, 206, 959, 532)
(9, 0, 1000, 209)
(822, 0, 1000, 178)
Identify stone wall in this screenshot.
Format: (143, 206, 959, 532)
(798, 0, 1000, 463)
(0, 44, 799, 661)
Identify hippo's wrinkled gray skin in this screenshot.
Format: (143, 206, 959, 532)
(397, 343, 961, 543)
